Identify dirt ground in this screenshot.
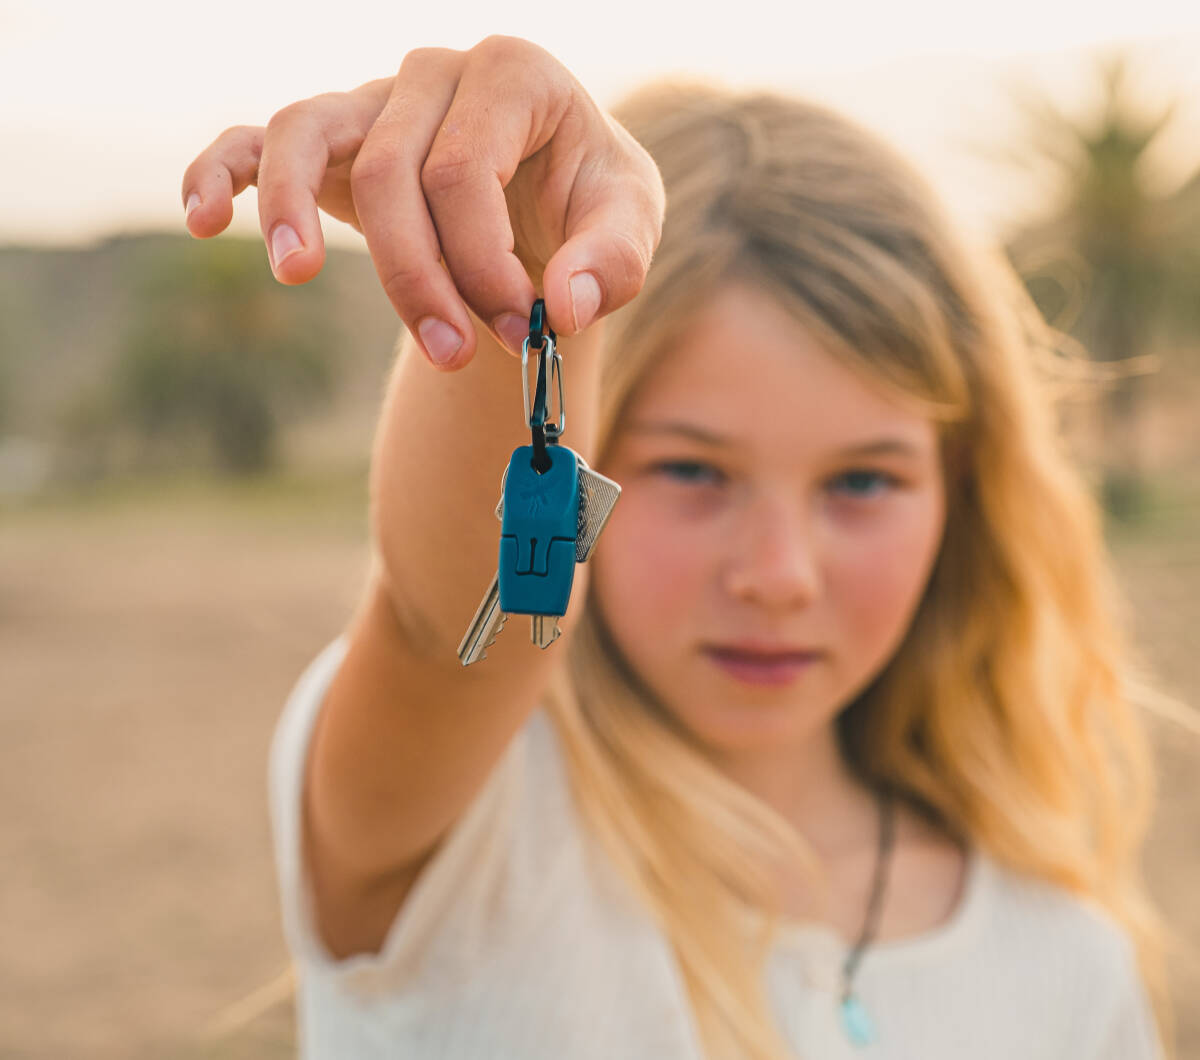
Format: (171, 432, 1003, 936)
(2, 471, 1197, 1059)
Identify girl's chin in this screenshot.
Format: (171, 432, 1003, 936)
(667, 693, 827, 757)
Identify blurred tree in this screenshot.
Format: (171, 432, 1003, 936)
(995, 51, 1200, 518)
(0, 285, 16, 437)
(0, 339, 10, 437)
(113, 237, 337, 475)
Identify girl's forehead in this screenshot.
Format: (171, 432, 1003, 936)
(617, 284, 938, 454)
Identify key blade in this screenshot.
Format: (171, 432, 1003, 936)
(530, 615, 562, 650)
(457, 572, 509, 666)
(494, 465, 509, 522)
(576, 463, 621, 562)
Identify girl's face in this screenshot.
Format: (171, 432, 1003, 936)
(591, 283, 946, 759)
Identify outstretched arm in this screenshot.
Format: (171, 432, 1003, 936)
(182, 36, 664, 957)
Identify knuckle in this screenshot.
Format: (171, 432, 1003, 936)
(638, 180, 667, 245)
(420, 144, 478, 197)
(201, 126, 263, 189)
(470, 35, 554, 78)
(467, 37, 564, 120)
(377, 260, 429, 308)
(266, 100, 315, 134)
(608, 231, 652, 299)
(214, 124, 262, 153)
(471, 34, 524, 62)
(447, 258, 495, 300)
(349, 147, 396, 191)
(399, 46, 458, 73)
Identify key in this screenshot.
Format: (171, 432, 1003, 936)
(574, 457, 621, 562)
(457, 570, 509, 666)
(530, 614, 561, 649)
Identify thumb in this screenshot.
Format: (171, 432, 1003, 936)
(540, 170, 665, 336)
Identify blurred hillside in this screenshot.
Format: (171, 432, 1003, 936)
(0, 233, 401, 493)
(1, 163, 1197, 510)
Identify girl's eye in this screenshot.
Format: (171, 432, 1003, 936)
(651, 460, 723, 485)
(828, 469, 898, 498)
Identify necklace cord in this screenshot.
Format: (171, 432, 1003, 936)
(840, 788, 896, 997)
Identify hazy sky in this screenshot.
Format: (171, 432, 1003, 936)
(3, 0, 1199, 248)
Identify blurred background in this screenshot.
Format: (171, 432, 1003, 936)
(2, 1, 1198, 1057)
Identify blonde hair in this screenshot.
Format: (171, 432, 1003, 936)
(542, 82, 1171, 1059)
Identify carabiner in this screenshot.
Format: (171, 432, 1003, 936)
(521, 299, 565, 472)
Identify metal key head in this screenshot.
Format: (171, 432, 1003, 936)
(498, 443, 579, 617)
(574, 459, 621, 562)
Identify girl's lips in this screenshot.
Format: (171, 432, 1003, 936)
(704, 647, 822, 687)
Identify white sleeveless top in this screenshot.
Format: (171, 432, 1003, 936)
(268, 636, 1163, 1059)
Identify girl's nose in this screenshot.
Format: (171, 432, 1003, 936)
(720, 495, 821, 609)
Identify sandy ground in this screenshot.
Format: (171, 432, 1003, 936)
(2, 475, 1196, 1059)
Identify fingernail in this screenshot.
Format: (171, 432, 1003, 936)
(494, 313, 528, 354)
(269, 223, 303, 271)
(417, 317, 464, 366)
(568, 272, 602, 332)
(185, 193, 202, 221)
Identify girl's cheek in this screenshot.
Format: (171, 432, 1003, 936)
(829, 505, 943, 646)
(597, 496, 709, 606)
(618, 503, 695, 578)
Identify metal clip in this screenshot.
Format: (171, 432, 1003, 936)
(521, 299, 565, 474)
(521, 333, 565, 440)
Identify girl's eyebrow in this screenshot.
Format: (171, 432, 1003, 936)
(833, 438, 926, 458)
(625, 420, 730, 446)
(625, 420, 925, 457)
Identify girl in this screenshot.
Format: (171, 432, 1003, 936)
(183, 37, 1168, 1059)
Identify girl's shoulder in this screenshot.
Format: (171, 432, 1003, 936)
(978, 853, 1145, 989)
(856, 834, 1142, 976)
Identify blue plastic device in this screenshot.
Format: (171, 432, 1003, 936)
(498, 444, 579, 616)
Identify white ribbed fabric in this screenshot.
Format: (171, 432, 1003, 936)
(269, 637, 1163, 1059)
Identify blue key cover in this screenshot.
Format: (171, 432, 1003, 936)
(499, 445, 579, 616)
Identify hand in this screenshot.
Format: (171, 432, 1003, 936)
(181, 36, 665, 368)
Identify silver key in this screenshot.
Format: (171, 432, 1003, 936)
(530, 615, 561, 649)
(574, 459, 621, 562)
(457, 571, 509, 666)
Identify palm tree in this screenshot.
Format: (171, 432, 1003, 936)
(990, 50, 1200, 517)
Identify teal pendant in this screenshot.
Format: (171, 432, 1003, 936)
(839, 994, 875, 1047)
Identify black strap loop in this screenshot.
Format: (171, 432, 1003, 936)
(528, 299, 556, 473)
(530, 352, 551, 472)
(528, 298, 555, 351)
